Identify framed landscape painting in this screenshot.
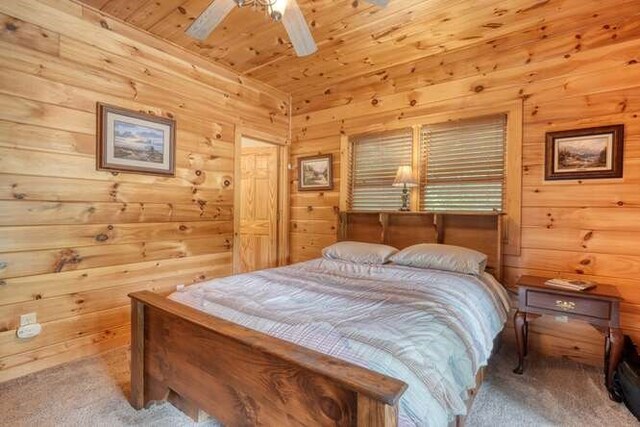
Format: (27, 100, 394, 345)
(97, 103, 176, 176)
(545, 125, 624, 181)
(298, 154, 333, 191)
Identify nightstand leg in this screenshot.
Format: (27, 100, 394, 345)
(513, 310, 527, 374)
(604, 334, 610, 377)
(523, 320, 529, 357)
(606, 327, 623, 401)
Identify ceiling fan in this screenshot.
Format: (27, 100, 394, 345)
(186, 0, 389, 57)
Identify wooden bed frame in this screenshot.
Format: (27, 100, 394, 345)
(129, 211, 504, 426)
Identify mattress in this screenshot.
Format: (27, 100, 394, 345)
(169, 258, 510, 426)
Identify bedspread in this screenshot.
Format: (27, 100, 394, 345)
(169, 258, 509, 426)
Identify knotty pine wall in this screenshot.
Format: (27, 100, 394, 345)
(0, 0, 289, 381)
(290, 4, 640, 365)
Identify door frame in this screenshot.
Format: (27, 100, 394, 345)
(233, 126, 290, 274)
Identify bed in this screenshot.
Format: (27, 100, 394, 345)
(129, 212, 508, 426)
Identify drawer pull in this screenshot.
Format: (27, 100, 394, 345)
(555, 300, 576, 311)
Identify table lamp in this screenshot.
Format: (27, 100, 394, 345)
(392, 165, 418, 211)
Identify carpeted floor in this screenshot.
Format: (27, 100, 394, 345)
(1, 343, 637, 426)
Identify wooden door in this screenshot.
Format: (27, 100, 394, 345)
(239, 146, 279, 273)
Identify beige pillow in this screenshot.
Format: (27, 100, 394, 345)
(322, 241, 398, 265)
(390, 243, 487, 276)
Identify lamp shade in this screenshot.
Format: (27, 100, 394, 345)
(392, 165, 418, 187)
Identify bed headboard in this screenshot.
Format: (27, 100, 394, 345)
(338, 211, 503, 281)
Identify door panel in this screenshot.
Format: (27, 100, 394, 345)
(239, 145, 278, 273)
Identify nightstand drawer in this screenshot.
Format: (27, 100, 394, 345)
(525, 290, 611, 319)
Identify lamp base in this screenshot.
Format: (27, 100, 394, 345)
(399, 185, 410, 212)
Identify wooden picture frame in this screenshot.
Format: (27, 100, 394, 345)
(97, 103, 176, 176)
(545, 125, 624, 181)
(298, 154, 333, 191)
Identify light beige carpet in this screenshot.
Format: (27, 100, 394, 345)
(0, 343, 636, 426)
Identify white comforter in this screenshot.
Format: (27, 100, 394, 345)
(169, 258, 510, 426)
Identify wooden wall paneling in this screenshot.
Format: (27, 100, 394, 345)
(289, 1, 640, 365)
(0, 12, 59, 55)
(0, 221, 233, 252)
(0, 145, 229, 190)
(0, 201, 233, 225)
(3, 0, 289, 118)
(0, 266, 229, 331)
(1, 252, 232, 308)
(521, 207, 640, 231)
(0, 236, 233, 280)
(0, 174, 233, 205)
(0, 0, 288, 381)
(290, 134, 341, 263)
(0, 324, 131, 383)
(0, 305, 131, 356)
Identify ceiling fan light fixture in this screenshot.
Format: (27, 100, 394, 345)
(269, 0, 288, 21)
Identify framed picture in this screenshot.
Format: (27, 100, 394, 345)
(97, 103, 176, 176)
(545, 125, 624, 180)
(298, 154, 333, 191)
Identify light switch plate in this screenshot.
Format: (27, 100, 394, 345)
(20, 312, 37, 327)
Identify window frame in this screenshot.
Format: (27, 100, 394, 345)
(340, 101, 522, 256)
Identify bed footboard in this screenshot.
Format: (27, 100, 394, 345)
(129, 291, 407, 427)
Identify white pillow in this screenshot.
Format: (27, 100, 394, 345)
(389, 243, 487, 276)
(322, 241, 398, 265)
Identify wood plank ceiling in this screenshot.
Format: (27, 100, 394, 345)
(79, 0, 568, 97)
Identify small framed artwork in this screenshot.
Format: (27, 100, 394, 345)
(298, 154, 333, 191)
(545, 125, 624, 181)
(97, 103, 176, 176)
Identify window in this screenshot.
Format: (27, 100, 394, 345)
(421, 115, 506, 212)
(342, 104, 520, 255)
(348, 129, 413, 211)
(347, 115, 507, 213)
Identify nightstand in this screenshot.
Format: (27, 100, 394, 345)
(513, 275, 623, 400)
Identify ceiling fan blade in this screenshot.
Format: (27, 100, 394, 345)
(364, 0, 390, 6)
(282, 0, 317, 57)
(186, 0, 236, 41)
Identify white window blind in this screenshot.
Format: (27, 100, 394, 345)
(421, 115, 506, 212)
(349, 129, 413, 211)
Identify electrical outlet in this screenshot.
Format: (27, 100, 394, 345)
(20, 312, 37, 327)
